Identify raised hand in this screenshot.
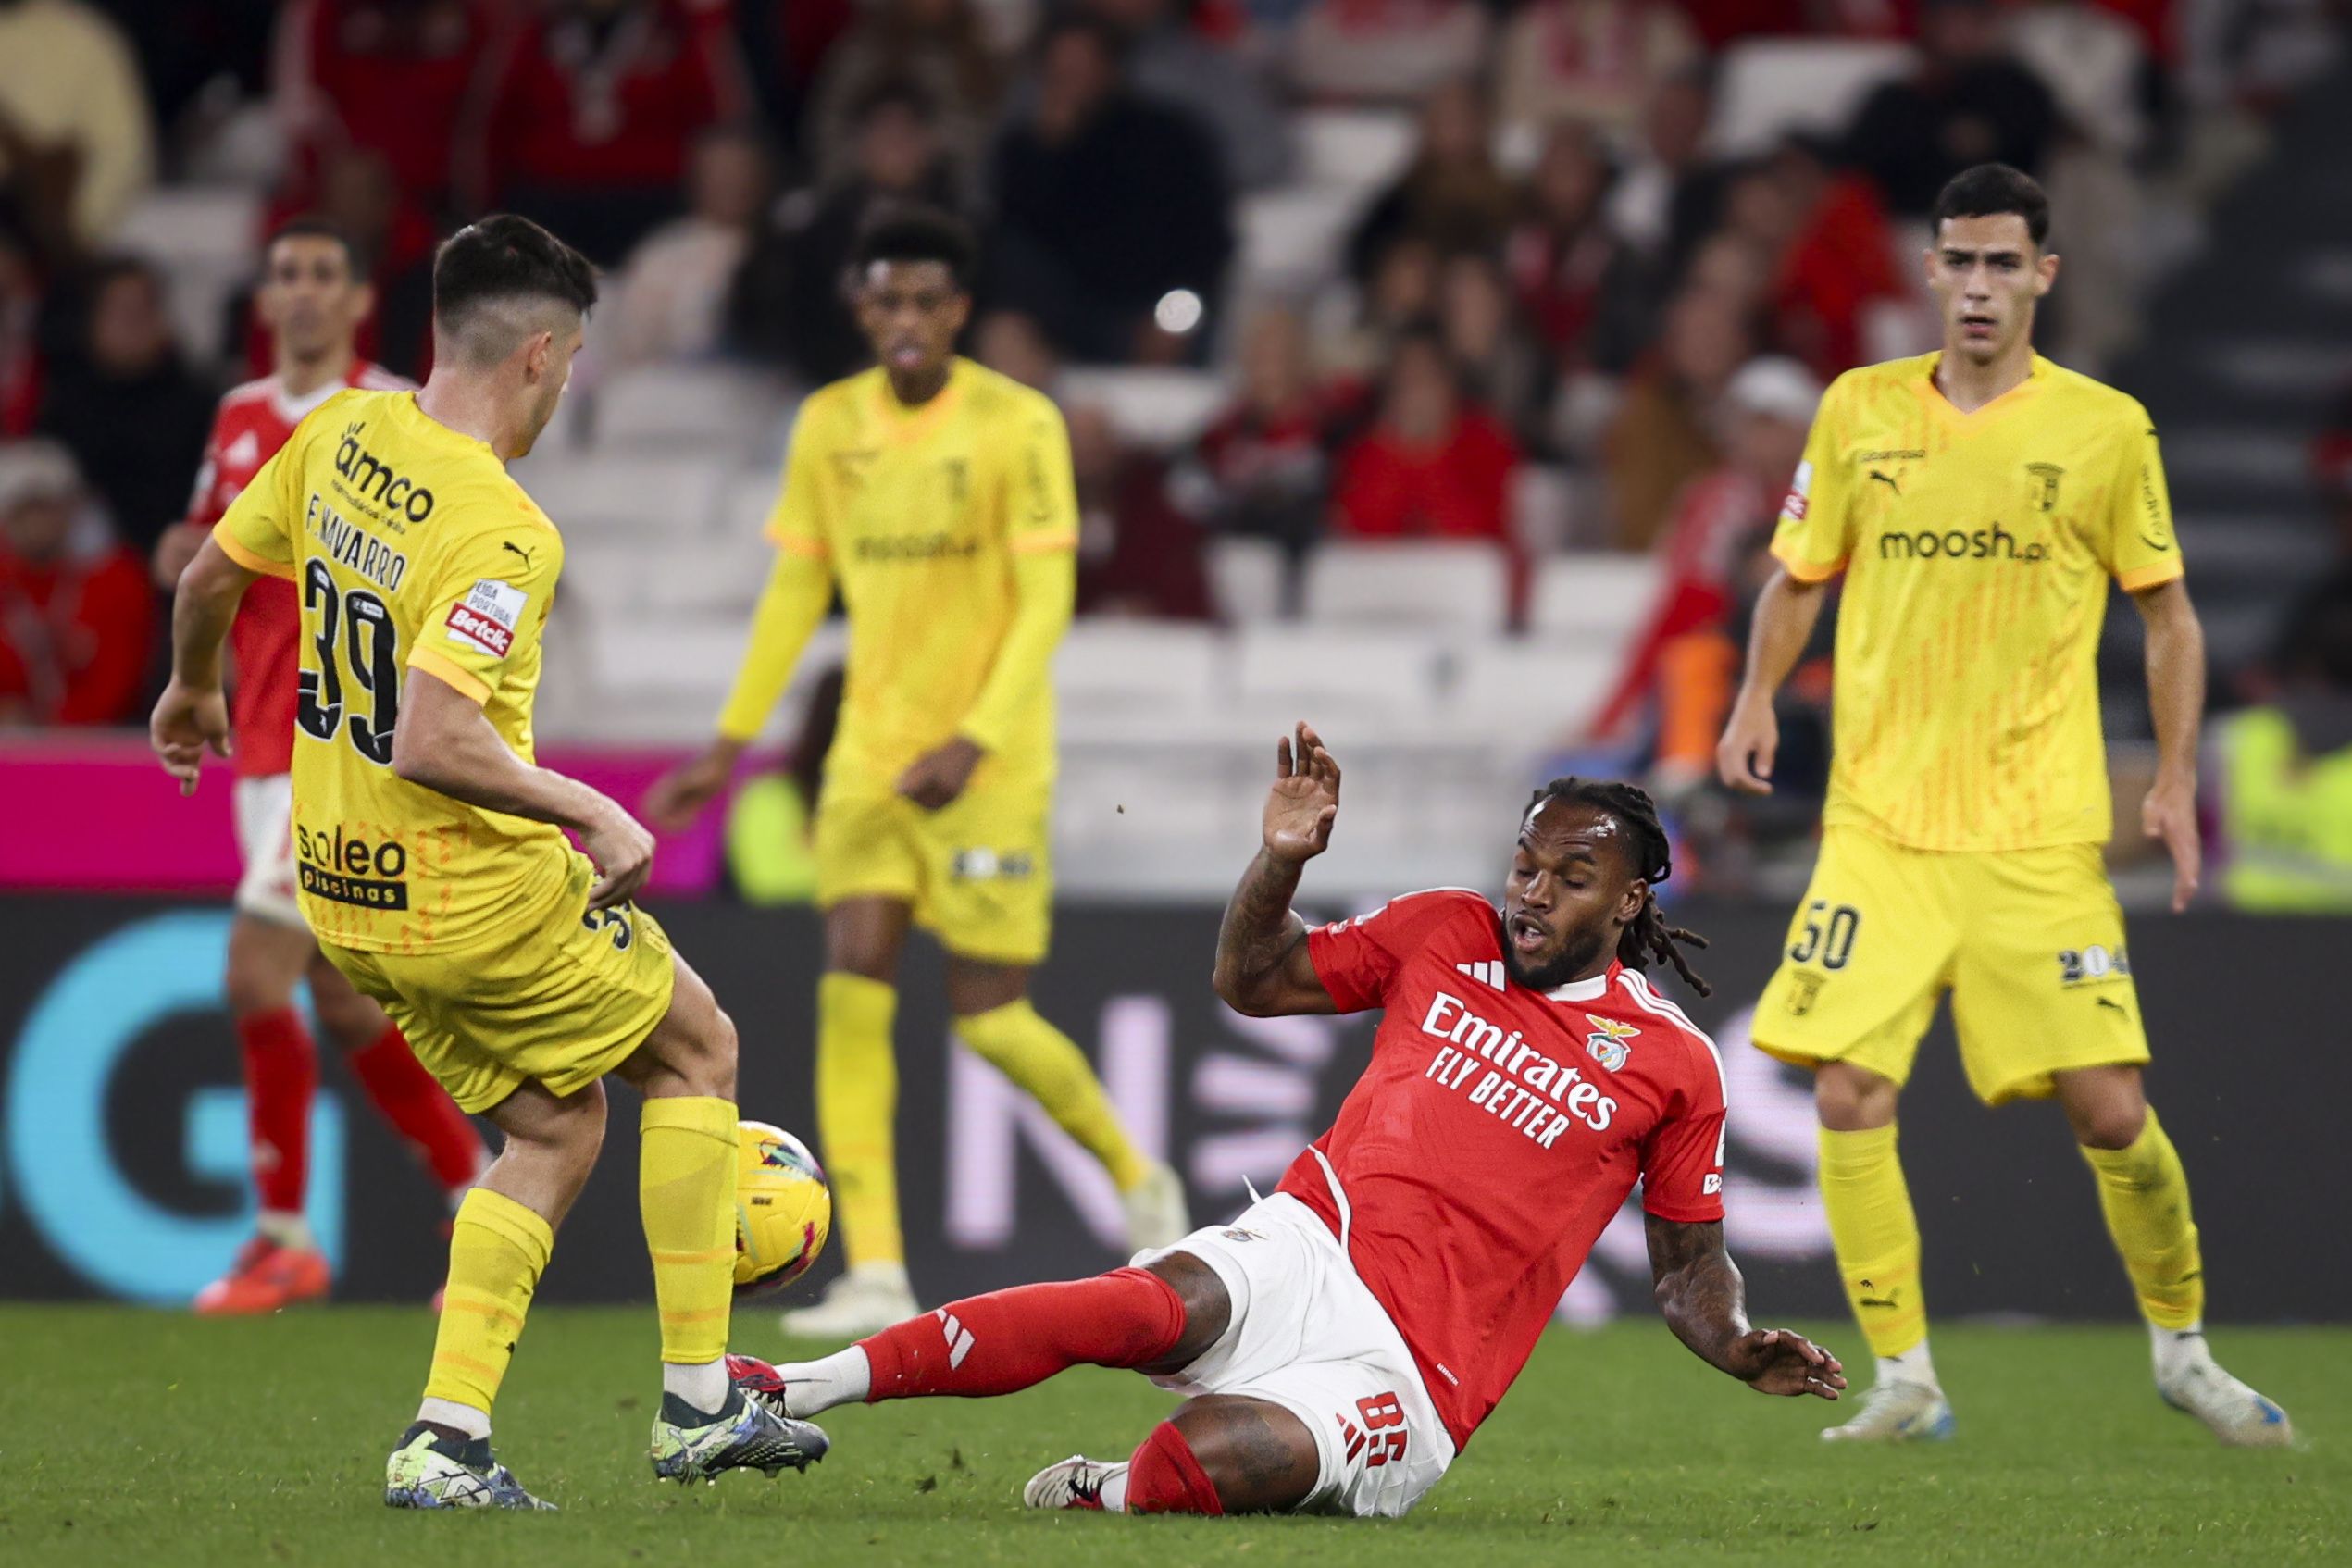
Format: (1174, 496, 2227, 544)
(1264, 721, 1340, 865)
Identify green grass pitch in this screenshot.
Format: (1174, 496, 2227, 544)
(2, 1306, 2343, 1566)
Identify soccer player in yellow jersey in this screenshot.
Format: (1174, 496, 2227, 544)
(151, 216, 829, 1507)
(650, 207, 1188, 1338)
(1717, 165, 2289, 1448)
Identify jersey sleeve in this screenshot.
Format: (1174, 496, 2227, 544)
(1306, 890, 1489, 1014)
(1638, 1034, 1728, 1224)
(764, 398, 833, 560)
(211, 440, 299, 579)
(1768, 380, 1854, 582)
(184, 408, 230, 529)
(1005, 394, 1080, 554)
(406, 505, 562, 706)
(2102, 411, 2184, 591)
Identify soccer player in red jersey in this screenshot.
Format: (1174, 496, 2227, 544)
(732, 724, 1843, 1516)
(154, 218, 486, 1314)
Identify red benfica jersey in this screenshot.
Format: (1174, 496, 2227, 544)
(185, 362, 407, 776)
(1288, 889, 1728, 1450)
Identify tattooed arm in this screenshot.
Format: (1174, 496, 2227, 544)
(1647, 1214, 1847, 1400)
(1213, 723, 1342, 1017)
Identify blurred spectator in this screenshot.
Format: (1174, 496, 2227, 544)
(1602, 66, 1724, 275)
(728, 77, 958, 385)
(2218, 598, 2352, 913)
(1841, 0, 2058, 218)
(1589, 355, 1820, 763)
(1438, 249, 1546, 445)
(1288, 0, 1490, 106)
(1069, 402, 1213, 619)
(0, 438, 152, 725)
(465, 0, 747, 267)
(0, 215, 41, 436)
(987, 17, 1232, 364)
(604, 124, 771, 367)
(1080, 0, 1291, 191)
(1325, 230, 1437, 377)
(1189, 305, 1344, 565)
(801, 0, 1001, 198)
(1345, 79, 1515, 285)
(1723, 138, 1902, 380)
(972, 307, 1060, 392)
(246, 147, 438, 381)
(274, 0, 495, 217)
(1505, 121, 1639, 376)
(1496, 0, 1703, 140)
(1601, 284, 1751, 550)
(1330, 324, 1521, 563)
(37, 255, 212, 554)
(0, 0, 156, 260)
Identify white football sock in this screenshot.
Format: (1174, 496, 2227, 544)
(663, 1359, 730, 1416)
(779, 1346, 872, 1416)
(416, 1396, 491, 1440)
(256, 1210, 314, 1251)
(1876, 1339, 1937, 1389)
(2151, 1319, 2207, 1381)
(1100, 1466, 1131, 1512)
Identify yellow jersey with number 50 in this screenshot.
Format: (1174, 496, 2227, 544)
(1770, 353, 2182, 853)
(213, 388, 569, 953)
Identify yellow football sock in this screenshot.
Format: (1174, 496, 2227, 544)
(424, 1188, 554, 1417)
(954, 999, 1151, 1192)
(641, 1095, 740, 1367)
(2080, 1109, 2204, 1331)
(1819, 1123, 1928, 1358)
(818, 972, 902, 1270)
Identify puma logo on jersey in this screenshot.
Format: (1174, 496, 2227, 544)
(1455, 960, 1506, 991)
(1869, 469, 1902, 494)
(502, 540, 536, 568)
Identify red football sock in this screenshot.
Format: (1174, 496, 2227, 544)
(347, 1025, 482, 1196)
(237, 1006, 317, 1218)
(1126, 1421, 1225, 1516)
(858, 1267, 1188, 1401)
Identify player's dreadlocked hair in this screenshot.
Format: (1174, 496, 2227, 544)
(1524, 778, 1712, 997)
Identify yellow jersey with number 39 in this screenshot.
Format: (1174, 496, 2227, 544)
(213, 387, 570, 953)
(1770, 353, 2183, 853)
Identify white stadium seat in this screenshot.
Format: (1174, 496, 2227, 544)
(1447, 639, 1623, 740)
(1238, 188, 1361, 293)
(1233, 625, 1442, 715)
(1303, 541, 1512, 636)
(508, 452, 728, 539)
(1054, 622, 1223, 714)
(592, 364, 786, 455)
(1058, 368, 1228, 450)
(1708, 39, 1914, 156)
(1207, 535, 1288, 624)
(1296, 108, 1416, 193)
(1526, 553, 1661, 653)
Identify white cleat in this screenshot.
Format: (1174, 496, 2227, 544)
(778, 1266, 919, 1341)
(1820, 1379, 1956, 1444)
(1024, 1454, 1126, 1512)
(2158, 1338, 2293, 1448)
(1122, 1162, 1190, 1251)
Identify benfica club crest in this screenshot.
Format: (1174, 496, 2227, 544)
(1583, 1014, 1639, 1073)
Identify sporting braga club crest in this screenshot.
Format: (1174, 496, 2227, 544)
(1583, 1015, 1638, 1073)
(2026, 462, 2064, 513)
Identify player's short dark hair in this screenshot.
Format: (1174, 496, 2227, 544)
(848, 204, 977, 291)
(1524, 778, 1712, 996)
(1930, 162, 2051, 247)
(268, 215, 364, 276)
(431, 214, 599, 363)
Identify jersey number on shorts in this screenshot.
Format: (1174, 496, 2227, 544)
(296, 558, 400, 765)
(582, 905, 635, 950)
(1788, 901, 1861, 970)
(1340, 1392, 1409, 1469)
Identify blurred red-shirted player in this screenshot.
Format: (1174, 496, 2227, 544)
(153, 218, 486, 1315)
(731, 726, 1843, 1518)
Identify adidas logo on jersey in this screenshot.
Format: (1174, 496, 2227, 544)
(1455, 960, 1506, 991)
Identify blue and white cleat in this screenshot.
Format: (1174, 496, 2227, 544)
(2158, 1338, 2294, 1448)
(650, 1390, 829, 1484)
(384, 1424, 555, 1510)
(1819, 1379, 1956, 1444)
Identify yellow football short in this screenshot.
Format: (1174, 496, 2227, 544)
(1751, 826, 2150, 1105)
(320, 854, 678, 1113)
(815, 775, 1052, 965)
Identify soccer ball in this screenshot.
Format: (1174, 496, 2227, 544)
(734, 1120, 830, 1298)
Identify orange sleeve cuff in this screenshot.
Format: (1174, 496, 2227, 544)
(2117, 560, 2185, 591)
(765, 528, 828, 557)
(213, 527, 296, 580)
(407, 645, 493, 705)
(1009, 531, 1080, 555)
(1771, 541, 1846, 583)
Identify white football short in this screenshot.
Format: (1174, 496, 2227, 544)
(232, 773, 305, 928)
(1133, 1181, 1455, 1518)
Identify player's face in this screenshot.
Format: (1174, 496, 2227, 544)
(259, 235, 370, 363)
(515, 319, 585, 457)
(1925, 214, 2058, 366)
(853, 260, 969, 380)
(1500, 800, 1646, 991)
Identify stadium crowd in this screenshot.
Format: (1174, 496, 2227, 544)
(0, 0, 2345, 896)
